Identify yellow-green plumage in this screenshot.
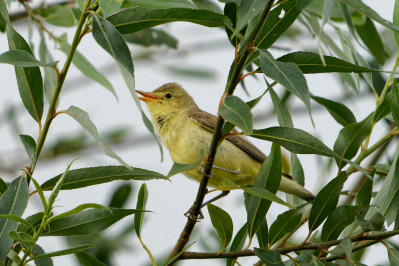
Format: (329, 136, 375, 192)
(138, 83, 314, 201)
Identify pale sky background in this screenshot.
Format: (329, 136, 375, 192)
(0, 0, 396, 265)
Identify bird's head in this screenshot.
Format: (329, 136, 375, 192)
(136, 83, 199, 117)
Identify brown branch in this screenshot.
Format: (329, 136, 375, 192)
(177, 229, 399, 261)
(166, 0, 276, 262)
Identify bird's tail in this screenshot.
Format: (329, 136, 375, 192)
(279, 176, 315, 202)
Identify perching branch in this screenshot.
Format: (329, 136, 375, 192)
(177, 229, 399, 261)
(167, 0, 275, 261)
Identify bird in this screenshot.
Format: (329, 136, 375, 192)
(137, 83, 315, 202)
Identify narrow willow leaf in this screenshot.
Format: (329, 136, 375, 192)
(0, 176, 28, 260)
(41, 166, 165, 191)
(59, 43, 116, 98)
(309, 172, 347, 231)
(260, 50, 311, 116)
(27, 245, 94, 261)
(49, 204, 111, 222)
(191, 0, 222, 13)
(17, 212, 44, 235)
(289, 154, 305, 207)
(92, 15, 163, 160)
(392, 80, 399, 127)
(40, 4, 77, 27)
(75, 251, 105, 266)
(42, 208, 141, 236)
(208, 204, 233, 252)
(278, 51, 381, 74)
(241, 187, 293, 209)
(234, 0, 267, 35)
(107, 7, 229, 34)
(333, 113, 373, 168)
(108, 183, 133, 208)
(7, 28, 43, 122)
(8, 230, 35, 245)
(219, 96, 253, 135)
(134, 184, 148, 237)
(123, 29, 178, 49)
(321, 205, 368, 241)
(66, 106, 129, 167)
(19, 134, 36, 162)
(330, 238, 352, 261)
(251, 127, 337, 158)
(124, 0, 197, 9)
(394, 0, 399, 48)
(255, 219, 268, 249)
(227, 223, 247, 266)
(6, 250, 21, 264)
(0, 50, 57, 67)
(356, 177, 373, 206)
(256, 0, 300, 49)
(270, 88, 293, 128)
(369, 142, 399, 225)
(388, 248, 399, 266)
(0, 214, 35, 233)
(38, 29, 57, 103)
(355, 18, 386, 65)
(269, 208, 302, 246)
(338, 0, 399, 33)
(247, 144, 281, 238)
(374, 92, 392, 123)
(31, 244, 53, 266)
(167, 150, 204, 177)
(0, 8, 5, 31)
(254, 248, 284, 266)
(0, 178, 7, 196)
(311, 95, 356, 126)
(99, 0, 122, 16)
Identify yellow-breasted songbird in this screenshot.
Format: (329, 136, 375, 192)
(137, 83, 315, 201)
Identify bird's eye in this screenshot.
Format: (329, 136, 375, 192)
(165, 93, 173, 99)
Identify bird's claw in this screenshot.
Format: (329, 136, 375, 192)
(197, 163, 214, 177)
(184, 207, 204, 222)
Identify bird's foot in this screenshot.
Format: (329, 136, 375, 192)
(197, 163, 214, 177)
(184, 207, 204, 222)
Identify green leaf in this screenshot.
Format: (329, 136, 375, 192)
(75, 251, 105, 266)
(241, 186, 294, 209)
(251, 127, 337, 158)
(0, 8, 5, 32)
(333, 113, 373, 168)
(394, 0, 399, 48)
(0, 178, 8, 196)
(40, 4, 77, 27)
(191, 0, 222, 13)
(19, 134, 36, 162)
(66, 106, 129, 167)
(338, 0, 399, 33)
(0, 50, 57, 67)
(17, 212, 43, 235)
(330, 238, 352, 261)
(0, 214, 35, 234)
(167, 150, 204, 177)
(255, 219, 268, 249)
(260, 50, 311, 117)
(41, 166, 165, 191)
(49, 204, 111, 222)
(208, 204, 233, 252)
(38, 29, 57, 103)
(108, 183, 133, 208)
(277, 51, 380, 74)
(123, 29, 178, 49)
(0, 176, 28, 260)
(48, 160, 75, 210)
(31, 244, 53, 266)
(6, 250, 21, 264)
(392, 80, 399, 127)
(374, 92, 392, 122)
(311, 95, 356, 126)
(42, 208, 141, 236)
(255, 0, 300, 49)
(27, 245, 94, 262)
(246, 144, 281, 238)
(124, 0, 197, 9)
(235, 0, 267, 35)
(269, 88, 293, 128)
(92, 15, 163, 160)
(59, 43, 116, 98)
(321, 205, 368, 241)
(226, 223, 247, 266)
(7, 28, 43, 122)
(219, 96, 253, 135)
(134, 183, 148, 237)
(370, 142, 399, 225)
(99, 0, 122, 16)
(107, 7, 229, 34)
(356, 177, 373, 206)
(388, 248, 399, 266)
(308, 172, 347, 231)
(355, 18, 386, 65)
(254, 248, 284, 266)
(269, 208, 302, 246)
(8, 230, 35, 245)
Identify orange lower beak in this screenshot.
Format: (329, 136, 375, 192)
(136, 91, 159, 102)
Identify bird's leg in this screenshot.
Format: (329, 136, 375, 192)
(197, 163, 240, 175)
(201, 190, 230, 208)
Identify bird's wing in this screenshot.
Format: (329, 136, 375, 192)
(189, 110, 267, 163)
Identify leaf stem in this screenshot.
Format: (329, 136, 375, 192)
(167, 0, 275, 261)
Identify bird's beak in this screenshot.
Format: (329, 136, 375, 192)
(136, 91, 160, 102)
